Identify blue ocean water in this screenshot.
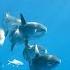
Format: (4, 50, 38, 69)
(0, 0, 70, 70)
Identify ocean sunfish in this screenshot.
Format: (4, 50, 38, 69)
(5, 13, 47, 51)
(23, 44, 61, 70)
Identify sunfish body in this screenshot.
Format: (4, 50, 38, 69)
(23, 44, 61, 70)
(19, 22, 47, 39)
(30, 54, 61, 70)
(5, 13, 47, 39)
(5, 13, 47, 51)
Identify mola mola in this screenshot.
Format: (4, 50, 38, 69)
(5, 13, 47, 51)
(23, 44, 61, 70)
(30, 54, 61, 70)
(5, 13, 47, 39)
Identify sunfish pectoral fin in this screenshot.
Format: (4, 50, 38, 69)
(35, 44, 39, 54)
(35, 29, 37, 32)
(20, 13, 26, 25)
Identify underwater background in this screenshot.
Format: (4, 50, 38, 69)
(0, 0, 70, 70)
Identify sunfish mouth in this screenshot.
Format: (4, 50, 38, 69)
(46, 55, 61, 68)
(34, 26, 47, 37)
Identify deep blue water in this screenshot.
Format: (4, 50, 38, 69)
(0, 0, 70, 70)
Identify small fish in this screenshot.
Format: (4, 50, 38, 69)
(8, 59, 24, 66)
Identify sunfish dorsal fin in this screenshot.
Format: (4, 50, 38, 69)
(20, 13, 26, 25)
